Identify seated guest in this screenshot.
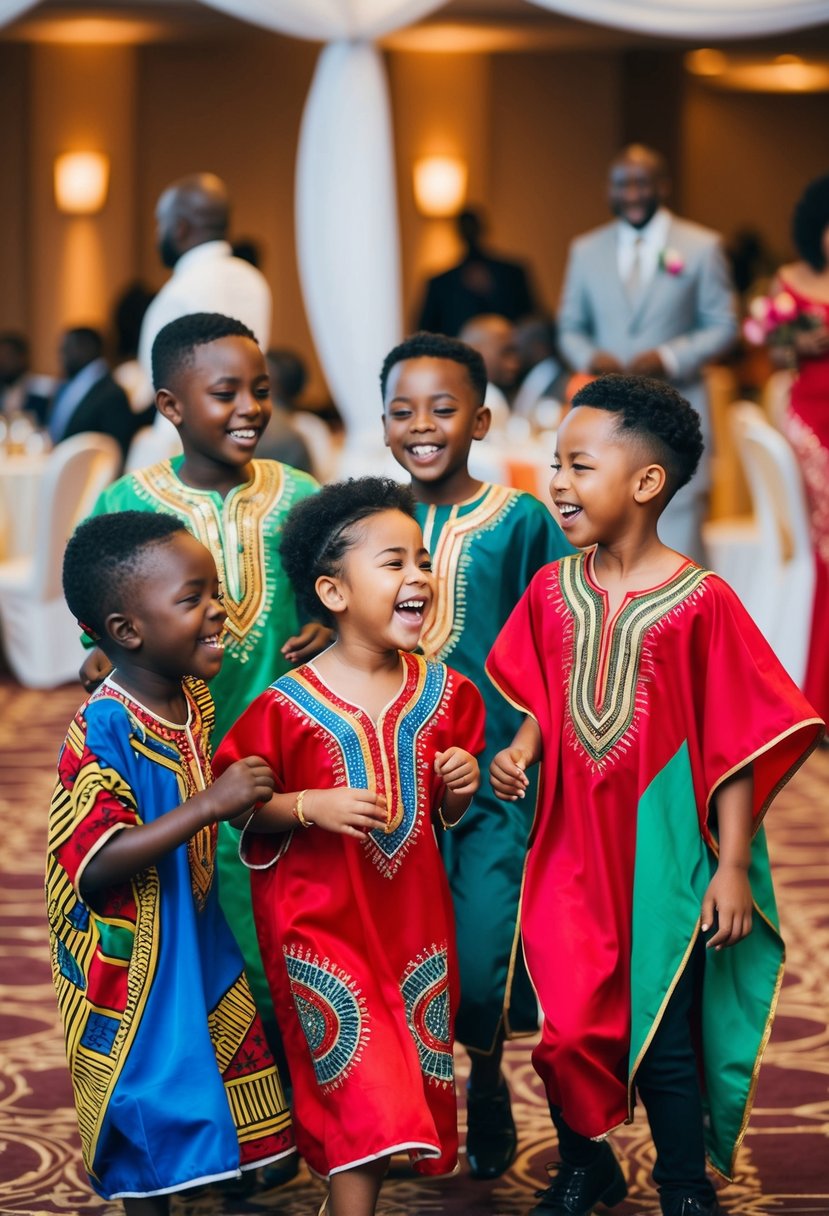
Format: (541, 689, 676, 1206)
(0, 332, 54, 425)
(458, 313, 521, 430)
(47, 327, 136, 458)
(256, 348, 313, 473)
(512, 313, 571, 423)
(111, 281, 157, 416)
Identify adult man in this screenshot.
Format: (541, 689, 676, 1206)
(139, 173, 272, 439)
(458, 313, 521, 431)
(0, 332, 53, 425)
(47, 327, 136, 458)
(557, 145, 738, 561)
(417, 208, 537, 337)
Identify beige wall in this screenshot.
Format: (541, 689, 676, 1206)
(0, 45, 29, 336)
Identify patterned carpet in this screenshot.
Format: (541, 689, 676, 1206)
(1, 675, 827, 1216)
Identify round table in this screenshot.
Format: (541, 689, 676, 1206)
(0, 451, 49, 561)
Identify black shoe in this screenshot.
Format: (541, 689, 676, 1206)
(530, 1141, 627, 1214)
(466, 1080, 518, 1180)
(668, 1199, 725, 1216)
(260, 1153, 300, 1189)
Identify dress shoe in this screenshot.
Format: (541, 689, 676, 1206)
(260, 1153, 300, 1189)
(530, 1140, 627, 1214)
(668, 1198, 725, 1216)
(466, 1080, 518, 1179)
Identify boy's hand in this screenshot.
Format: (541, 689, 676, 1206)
(281, 622, 334, 664)
(490, 747, 532, 801)
(301, 788, 388, 839)
(701, 863, 753, 950)
(79, 647, 113, 694)
(204, 757, 276, 823)
(434, 748, 480, 797)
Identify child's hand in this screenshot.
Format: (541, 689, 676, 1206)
(281, 622, 334, 664)
(79, 647, 112, 694)
(490, 748, 532, 801)
(701, 863, 753, 950)
(205, 757, 276, 823)
(301, 788, 388, 839)
(434, 748, 480, 797)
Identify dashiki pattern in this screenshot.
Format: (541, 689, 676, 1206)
(416, 484, 572, 1051)
(85, 456, 318, 1034)
(214, 651, 486, 1179)
(486, 551, 822, 1177)
(46, 677, 293, 1200)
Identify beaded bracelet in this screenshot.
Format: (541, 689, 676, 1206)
(292, 789, 314, 828)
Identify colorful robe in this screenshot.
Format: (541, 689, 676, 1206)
(416, 484, 572, 1051)
(86, 456, 318, 1030)
(486, 552, 822, 1177)
(46, 677, 293, 1200)
(214, 652, 486, 1178)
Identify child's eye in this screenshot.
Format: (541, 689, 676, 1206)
(212, 392, 235, 402)
(550, 462, 561, 472)
(388, 409, 411, 421)
(572, 463, 592, 472)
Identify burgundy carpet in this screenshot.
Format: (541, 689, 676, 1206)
(1, 676, 827, 1215)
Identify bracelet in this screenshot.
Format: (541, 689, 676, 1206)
(292, 789, 314, 828)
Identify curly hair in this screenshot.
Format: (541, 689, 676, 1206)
(570, 374, 703, 499)
(280, 477, 417, 628)
(379, 331, 487, 404)
(792, 174, 829, 272)
(151, 312, 259, 391)
(63, 511, 187, 642)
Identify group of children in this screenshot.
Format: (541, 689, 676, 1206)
(47, 313, 822, 1216)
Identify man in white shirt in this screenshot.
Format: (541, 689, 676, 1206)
(139, 173, 272, 443)
(557, 145, 737, 560)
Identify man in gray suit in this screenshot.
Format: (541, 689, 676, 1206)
(558, 144, 738, 561)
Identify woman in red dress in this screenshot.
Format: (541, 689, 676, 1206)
(775, 174, 829, 724)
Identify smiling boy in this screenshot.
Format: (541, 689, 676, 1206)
(381, 331, 572, 1179)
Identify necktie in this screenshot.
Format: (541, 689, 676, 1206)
(625, 236, 644, 308)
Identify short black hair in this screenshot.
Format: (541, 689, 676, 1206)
(379, 331, 487, 404)
(280, 477, 417, 629)
(151, 312, 259, 392)
(0, 331, 28, 357)
(63, 511, 187, 643)
(792, 174, 829, 272)
(570, 374, 703, 500)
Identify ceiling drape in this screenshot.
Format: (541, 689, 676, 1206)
(0, 1, 34, 25)
(526, 0, 829, 38)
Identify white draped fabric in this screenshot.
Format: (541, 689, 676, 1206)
(0, 1, 35, 24)
(528, 0, 829, 38)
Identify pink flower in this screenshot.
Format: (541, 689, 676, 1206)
(749, 295, 772, 323)
(770, 291, 798, 323)
(742, 317, 767, 346)
(660, 248, 684, 275)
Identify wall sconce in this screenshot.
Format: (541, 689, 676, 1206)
(413, 155, 467, 218)
(54, 151, 110, 215)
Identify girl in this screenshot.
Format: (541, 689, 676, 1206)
(214, 477, 485, 1216)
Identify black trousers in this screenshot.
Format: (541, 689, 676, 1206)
(550, 939, 716, 1213)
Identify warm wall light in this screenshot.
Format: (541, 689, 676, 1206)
(413, 156, 467, 218)
(54, 151, 110, 214)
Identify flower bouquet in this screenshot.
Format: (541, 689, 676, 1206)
(742, 290, 822, 364)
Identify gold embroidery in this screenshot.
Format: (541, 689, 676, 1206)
(420, 485, 516, 659)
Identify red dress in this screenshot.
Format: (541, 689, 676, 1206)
(487, 553, 821, 1176)
(213, 652, 485, 1179)
(779, 279, 829, 722)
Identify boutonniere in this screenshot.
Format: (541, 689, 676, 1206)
(659, 248, 684, 276)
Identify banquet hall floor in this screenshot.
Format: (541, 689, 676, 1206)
(1, 675, 827, 1216)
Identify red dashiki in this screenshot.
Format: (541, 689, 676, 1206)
(213, 651, 486, 1179)
(486, 551, 822, 1178)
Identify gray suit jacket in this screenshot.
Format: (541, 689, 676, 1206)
(557, 214, 737, 464)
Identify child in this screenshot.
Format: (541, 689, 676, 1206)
(48, 512, 295, 1214)
(487, 374, 822, 1216)
(79, 312, 327, 1062)
(213, 478, 486, 1216)
(381, 331, 573, 1178)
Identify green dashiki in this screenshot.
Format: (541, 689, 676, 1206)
(86, 456, 318, 1033)
(416, 483, 572, 1052)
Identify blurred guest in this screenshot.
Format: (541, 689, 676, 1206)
(232, 237, 263, 268)
(47, 327, 135, 458)
(558, 143, 738, 561)
(256, 348, 313, 474)
(458, 313, 521, 430)
(725, 226, 776, 301)
(0, 332, 53, 426)
(512, 313, 570, 423)
(111, 281, 156, 415)
(772, 174, 829, 724)
(139, 173, 272, 438)
(417, 208, 538, 337)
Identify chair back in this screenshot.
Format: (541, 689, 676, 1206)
(730, 403, 811, 569)
(291, 411, 338, 483)
(32, 432, 121, 599)
(125, 424, 181, 474)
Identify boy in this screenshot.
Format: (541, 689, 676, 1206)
(381, 331, 572, 1179)
(488, 375, 822, 1215)
(78, 312, 327, 1100)
(49, 512, 294, 1212)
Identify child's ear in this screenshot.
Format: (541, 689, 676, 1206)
(156, 388, 184, 428)
(472, 404, 492, 442)
(104, 612, 143, 651)
(315, 575, 347, 618)
(634, 462, 667, 504)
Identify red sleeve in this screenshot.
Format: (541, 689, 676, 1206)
(485, 564, 559, 744)
(445, 668, 486, 758)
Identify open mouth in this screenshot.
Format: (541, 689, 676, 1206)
(198, 633, 225, 649)
(227, 428, 259, 442)
(394, 598, 427, 623)
(407, 444, 442, 462)
(557, 502, 583, 524)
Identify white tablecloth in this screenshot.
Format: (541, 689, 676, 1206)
(0, 453, 48, 560)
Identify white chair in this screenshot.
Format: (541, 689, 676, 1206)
(0, 433, 121, 688)
(704, 403, 813, 686)
(125, 424, 181, 474)
(291, 411, 339, 483)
